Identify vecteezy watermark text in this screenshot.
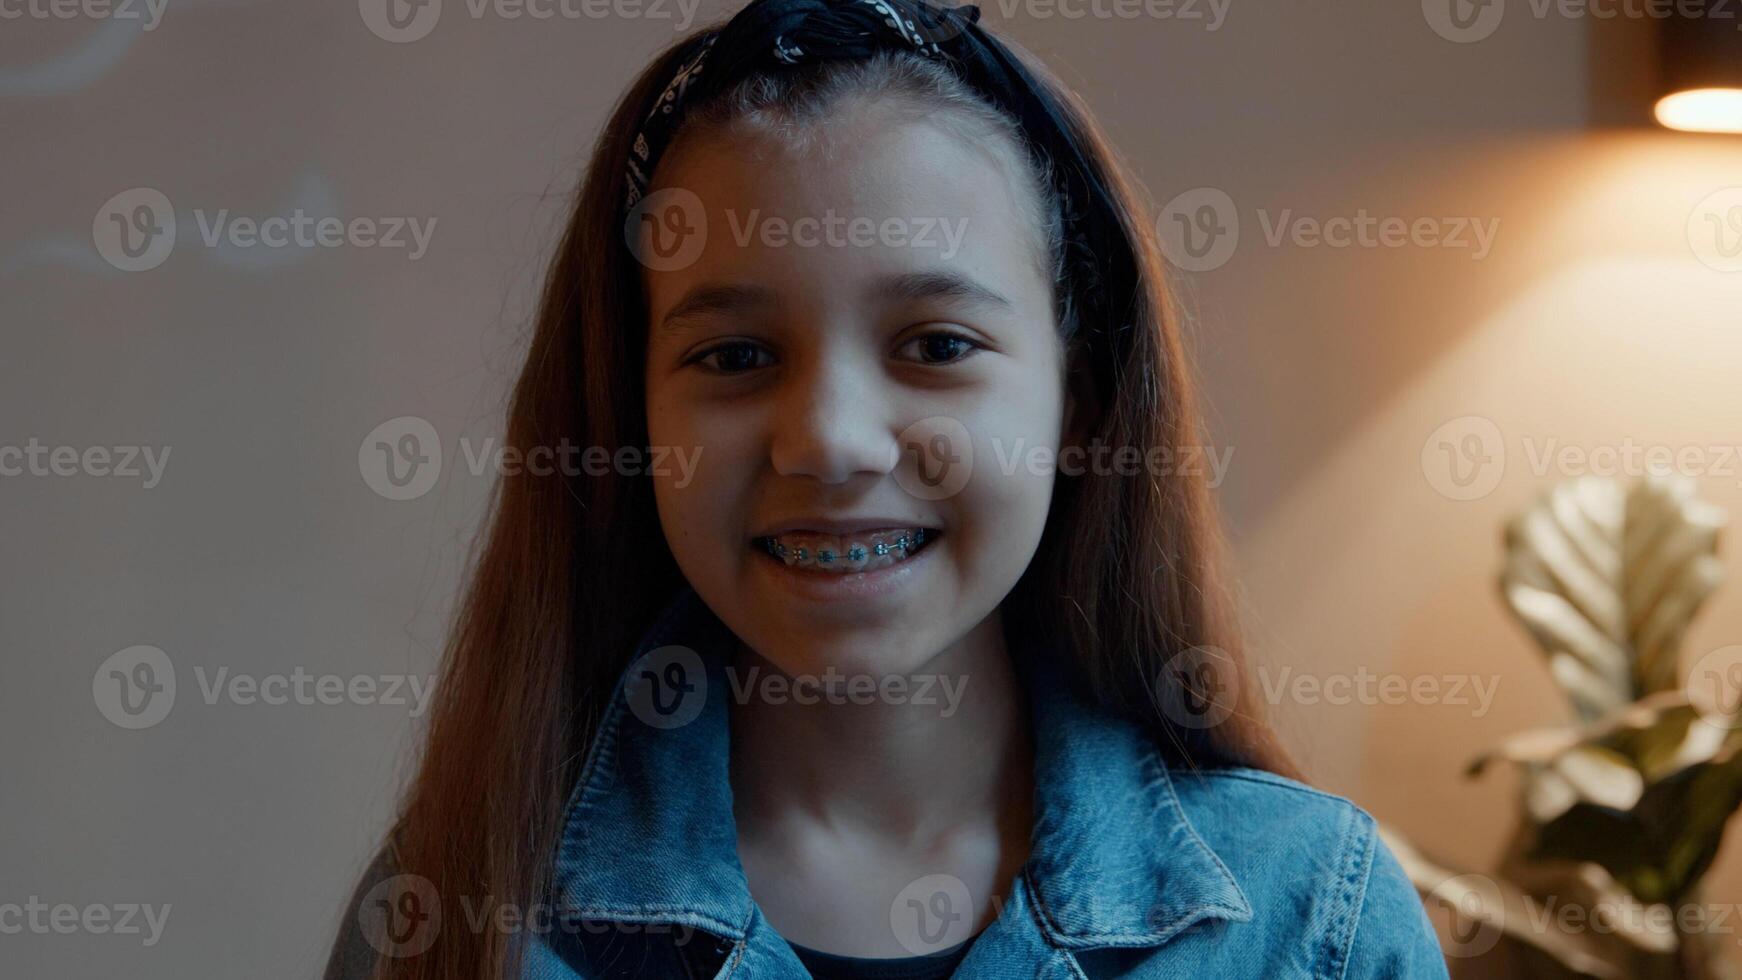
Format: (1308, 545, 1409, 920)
(191, 667, 435, 716)
(456, 437, 701, 484)
(1, 439, 170, 489)
(93, 188, 437, 272)
(625, 189, 974, 272)
(724, 664, 970, 717)
(622, 647, 974, 730)
(1425, 0, 1742, 45)
(93, 645, 436, 730)
(978, 0, 1230, 29)
(358, 874, 699, 959)
(189, 209, 436, 260)
(1156, 188, 1501, 273)
(0, 0, 167, 29)
(358, 417, 705, 501)
(359, 0, 707, 44)
(1256, 209, 1499, 258)
(1256, 665, 1500, 717)
(0, 898, 170, 947)
(1154, 649, 1501, 731)
(1421, 416, 1742, 502)
(723, 209, 970, 260)
(990, 437, 1234, 487)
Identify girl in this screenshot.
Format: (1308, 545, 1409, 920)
(326, 0, 1449, 976)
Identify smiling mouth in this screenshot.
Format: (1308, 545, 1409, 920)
(752, 527, 939, 574)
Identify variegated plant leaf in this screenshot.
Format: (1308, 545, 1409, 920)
(1469, 692, 1698, 775)
(1470, 693, 1742, 823)
(1500, 475, 1725, 721)
(1623, 477, 1727, 696)
(1529, 728, 1742, 905)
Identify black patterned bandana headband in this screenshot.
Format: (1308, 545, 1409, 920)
(622, 0, 1141, 357)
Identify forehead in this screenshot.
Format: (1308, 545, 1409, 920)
(641, 107, 1051, 321)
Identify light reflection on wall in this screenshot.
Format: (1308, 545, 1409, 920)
(1235, 128, 1742, 965)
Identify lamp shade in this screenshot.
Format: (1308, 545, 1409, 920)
(1656, 13, 1742, 133)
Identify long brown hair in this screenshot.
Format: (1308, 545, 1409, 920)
(376, 18, 1297, 980)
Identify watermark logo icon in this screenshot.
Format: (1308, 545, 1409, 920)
(893, 416, 974, 501)
(360, 417, 443, 501)
(360, 874, 442, 957)
(1688, 644, 1742, 730)
(94, 188, 175, 272)
(1689, 188, 1742, 274)
(360, 0, 442, 42)
(1423, 0, 1505, 42)
(1155, 645, 1238, 730)
(627, 187, 708, 272)
(891, 874, 973, 955)
(625, 645, 707, 729)
(1156, 187, 1239, 272)
(1433, 872, 1505, 957)
(1421, 415, 1505, 501)
(93, 645, 176, 730)
(904, 0, 972, 45)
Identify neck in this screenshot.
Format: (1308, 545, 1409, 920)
(728, 612, 1033, 848)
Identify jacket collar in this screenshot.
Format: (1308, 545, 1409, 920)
(550, 585, 1253, 955)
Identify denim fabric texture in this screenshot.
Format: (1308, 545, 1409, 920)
(518, 585, 1452, 979)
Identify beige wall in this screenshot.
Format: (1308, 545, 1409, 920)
(5, 1, 1742, 975)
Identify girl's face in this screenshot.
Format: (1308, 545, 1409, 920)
(642, 100, 1069, 681)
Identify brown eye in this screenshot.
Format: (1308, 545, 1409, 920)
(898, 330, 982, 365)
(688, 341, 774, 374)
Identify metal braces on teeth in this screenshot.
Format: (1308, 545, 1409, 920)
(761, 528, 930, 563)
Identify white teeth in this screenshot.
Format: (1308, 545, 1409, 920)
(758, 528, 933, 573)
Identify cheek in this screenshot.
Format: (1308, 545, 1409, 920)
(950, 383, 1064, 582)
(646, 385, 760, 555)
(643, 374, 685, 452)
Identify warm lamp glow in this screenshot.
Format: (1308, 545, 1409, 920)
(1655, 88, 1742, 134)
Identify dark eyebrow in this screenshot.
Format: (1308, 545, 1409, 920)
(657, 282, 779, 338)
(870, 270, 1014, 313)
(656, 271, 1014, 338)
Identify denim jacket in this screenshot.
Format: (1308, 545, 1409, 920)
(326, 585, 1449, 979)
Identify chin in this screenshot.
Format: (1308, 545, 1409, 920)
(762, 634, 933, 682)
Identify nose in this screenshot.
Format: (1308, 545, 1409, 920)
(768, 353, 900, 485)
